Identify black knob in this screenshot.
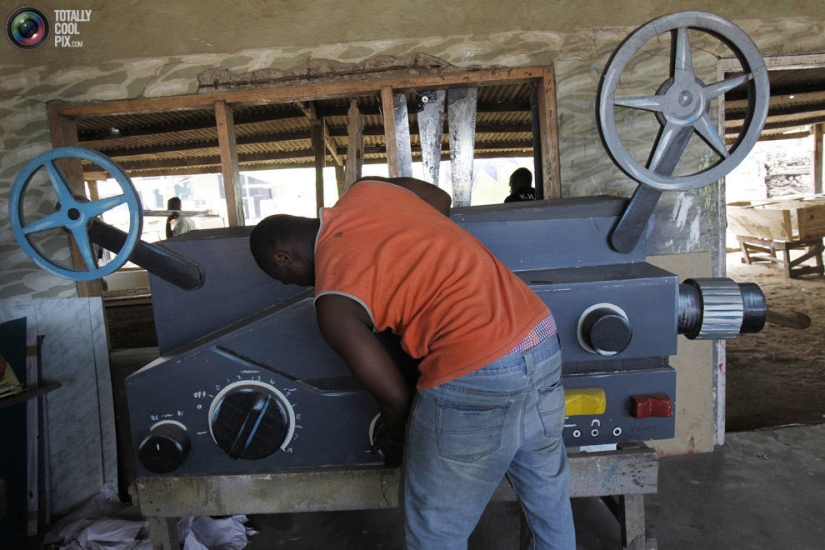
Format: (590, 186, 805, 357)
(579, 305, 632, 356)
(138, 421, 191, 474)
(210, 383, 292, 460)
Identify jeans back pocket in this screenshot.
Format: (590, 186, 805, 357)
(435, 399, 511, 463)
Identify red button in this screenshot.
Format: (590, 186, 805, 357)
(630, 393, 672, 419)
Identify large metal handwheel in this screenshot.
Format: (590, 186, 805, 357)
(9, 147, 143, 281)
(597, 12, 770, 251)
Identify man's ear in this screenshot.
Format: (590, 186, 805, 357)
(273, 250, 293, 266)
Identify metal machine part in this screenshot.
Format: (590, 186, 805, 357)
(9, 147, 143, 280)
(127, 196, 766, 477)
(678, 278, 767, 339)
(596, 12, 770, 252)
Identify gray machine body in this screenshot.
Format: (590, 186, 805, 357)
(129, 196, 679, 477)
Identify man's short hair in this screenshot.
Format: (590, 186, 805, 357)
(249, 214, 297, 275)
(167, 197, 182, 210)
(509, 167, 533, 190)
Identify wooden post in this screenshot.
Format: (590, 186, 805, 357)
(344, 99, 364, 191)
(215, 101, 244, 227)
(311, 119, 326, 213)
(47, 109, 102, 297)
(334, 165, 345, 198)
(814, 123, 823, 195)
(447, 88, 477, 208)
(536, 66, 561, 199)
(381, 86, 400, 177)
(530, 88, 544, 200)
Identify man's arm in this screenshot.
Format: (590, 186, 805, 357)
(315, 293, 411, 443)
(354, 176, 452, 216)
(165, 212, 179, 238)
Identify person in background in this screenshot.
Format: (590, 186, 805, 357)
(249, 176, 575, 549)
(504, 167, 537, 203)
(165, 197, 195, 238)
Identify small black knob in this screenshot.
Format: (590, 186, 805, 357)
(579, 306, 632, 356)
(138, 422, 190, 474)
(210, 384, 291, 460)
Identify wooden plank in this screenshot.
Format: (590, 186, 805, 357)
(344, 99, 364, 190)
(729, 200, 825, 241)
(728, 203, 794, 241)
(324, 124, 343, 167)
(311, 119, 326, 212)
(47, 110, 102, 297)
(214, 101, 244, 227)
(815, 123, 823, 195)
(393, 92, 413, 177)
(417, 90, 446, 185)
(334, 165, 345, 199)
(447, 87, 477, 207)
(381, 86, 400, 177)
(536, 66, 561, 199)
(134, 445, 658, 517)
(52, 68, 550, 118)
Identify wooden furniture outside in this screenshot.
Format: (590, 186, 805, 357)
(728, 198, 825, 278)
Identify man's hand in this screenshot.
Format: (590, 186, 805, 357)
(371, 416, 404, 468)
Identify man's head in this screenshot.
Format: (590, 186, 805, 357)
(249, 214, 320, 287)
(509, 168, 533, 193)
(167, 197, 182, 211)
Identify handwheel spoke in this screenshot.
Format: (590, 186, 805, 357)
(648, 120, 690, 173)
(692, 112, 729, 159)
(44, 161, 77, 205)
(614, 95, 667, 113)
(672, 27, 695, 87)
(21, 212, 67, 235)
(85, 195, 127, 218)
(703, 73, 751, 100)
(69, 226, 98, 271)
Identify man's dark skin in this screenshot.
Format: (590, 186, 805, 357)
(165, 197, 183, 239)
(259, 176, 451, 459)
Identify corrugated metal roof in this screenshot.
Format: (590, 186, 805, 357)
(73, 81, 538, 179)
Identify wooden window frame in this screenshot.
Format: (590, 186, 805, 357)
(46, 66, 561, 295)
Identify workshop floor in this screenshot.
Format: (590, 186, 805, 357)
(241, 423, 824, 549)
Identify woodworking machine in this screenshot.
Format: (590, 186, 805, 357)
(7, 12, 770, 478)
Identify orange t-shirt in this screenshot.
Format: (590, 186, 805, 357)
(314, 181, 550, 389)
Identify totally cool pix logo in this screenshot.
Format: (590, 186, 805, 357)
(5, 5, 49, 49)
(5, 5, 91, 50)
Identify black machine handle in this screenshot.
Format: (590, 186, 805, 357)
(88, 218, 205, 291)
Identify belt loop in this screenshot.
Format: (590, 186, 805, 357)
(524, 347, 535, 376)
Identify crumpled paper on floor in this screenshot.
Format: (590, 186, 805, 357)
(178, 515, 259, 550)
(42, 482, 257, 549)
(42, 482, 151, 549)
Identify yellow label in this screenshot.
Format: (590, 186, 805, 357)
(564, 387, 607, 416)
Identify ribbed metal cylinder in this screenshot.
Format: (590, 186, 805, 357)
(683, 278, 744, 340)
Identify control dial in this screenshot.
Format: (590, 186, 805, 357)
(208, 381, 295, 460)
(577, 303, 632, 356)
(138, 420, 191, 474)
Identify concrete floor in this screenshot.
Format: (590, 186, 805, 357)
(242, 423, 825, 549)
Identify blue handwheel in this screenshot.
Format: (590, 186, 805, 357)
(9, 147, 143, 281)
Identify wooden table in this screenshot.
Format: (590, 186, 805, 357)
(133, 443, 658, 550)
(736, 235, 824, 278)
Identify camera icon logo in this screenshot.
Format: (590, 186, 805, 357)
(5, 5, 50, 50)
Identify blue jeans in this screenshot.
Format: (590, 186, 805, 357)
(404, 335, 575, 549)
